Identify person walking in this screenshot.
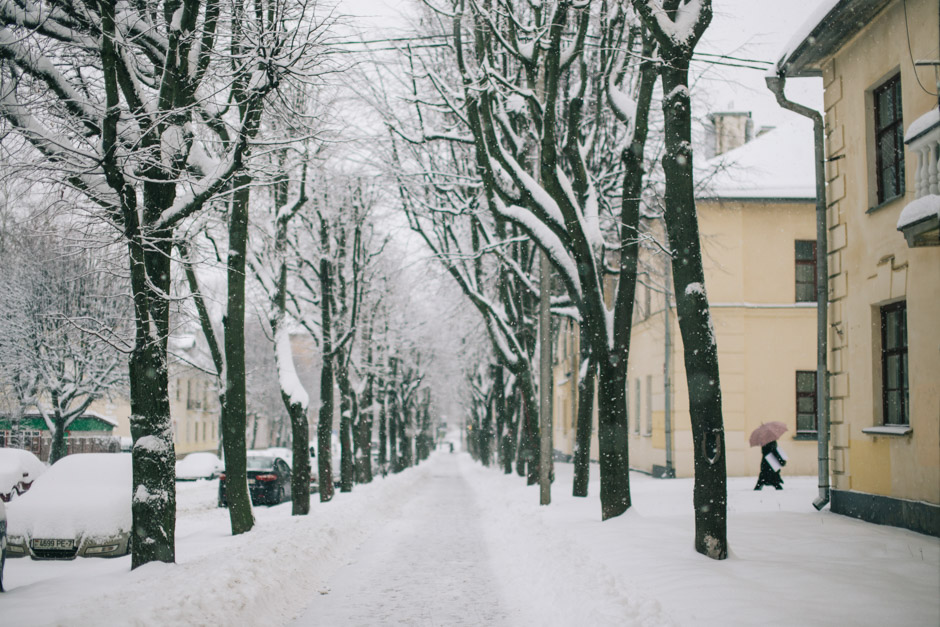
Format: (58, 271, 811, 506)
(755, 440, 787, 490)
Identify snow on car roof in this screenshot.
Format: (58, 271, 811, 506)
(7, 453, 131, 540)
(0, 448, 46, 495)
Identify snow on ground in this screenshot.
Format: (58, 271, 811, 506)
(2, 450, 938, 626)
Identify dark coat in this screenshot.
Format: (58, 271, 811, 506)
(755, 441, 786, 490)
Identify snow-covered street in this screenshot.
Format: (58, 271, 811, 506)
(293, 454, 510, 626)
(3, 449, 938, 626)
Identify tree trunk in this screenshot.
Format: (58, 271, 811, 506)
(285, 397, 310, 514)
(318, 257, 335, 502)
(127, 221, 176, 567)
(518, 376, 539, 485)
(399, 404, 413, 469)
(221, 178, 254, 535)
(49, 412, 68, 466)
(337, 364, 355, 492)
(356, 355, 374, 483)
(572, 343, 596, 497)
(660, 59, 727, 560)
(596, 350, 631, 518)
(378, 379, 387, 476)
(480, 383, 493, 467)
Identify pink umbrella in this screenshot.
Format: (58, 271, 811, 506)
(749, 421, 788, 447)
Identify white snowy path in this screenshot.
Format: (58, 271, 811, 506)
(293, 454, 510, 626)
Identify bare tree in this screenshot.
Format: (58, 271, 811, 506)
(0, 217, 128, 463)
(631, 0, 728, 560)
(0, 0, 324, 563)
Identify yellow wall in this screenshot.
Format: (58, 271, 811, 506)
(93, 369, 220, 457)
(817, 0, 939, 504)
(627, 200, 820, 478)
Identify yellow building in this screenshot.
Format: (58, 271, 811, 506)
(775, 0, 939, 536)
(107, 334, 220, 456)
(553, 117, 822, 480)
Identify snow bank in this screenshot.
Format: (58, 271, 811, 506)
(3, 458, 434, 626)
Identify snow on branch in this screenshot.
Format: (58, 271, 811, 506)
(493, 198, 582, 299)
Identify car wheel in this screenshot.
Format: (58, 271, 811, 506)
(273, 486, 285, 506)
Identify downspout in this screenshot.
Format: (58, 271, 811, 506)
(663, 257, 674, 478)
(766, 73, 830, 510)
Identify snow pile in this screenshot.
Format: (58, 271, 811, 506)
(904, 107, 940, 143)
(7, 453, 131, 540)
(897, 194, 940, 230)
(0, 447, 46, 498)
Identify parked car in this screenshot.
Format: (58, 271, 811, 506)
(259, 447, 318, 493)
(5, 453, 131, 560)
(1, 498, 7, 591)
(0, 448, 46, 502)
(175, 452, 223, 481)
(218, 454, 292, 507)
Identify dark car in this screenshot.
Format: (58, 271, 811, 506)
(1, 498, 7, 591)
(218, 454, 292, 507)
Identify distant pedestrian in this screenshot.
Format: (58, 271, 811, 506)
(754, 440, 787, 490)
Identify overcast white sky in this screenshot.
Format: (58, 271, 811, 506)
(333, 0, 828, 131)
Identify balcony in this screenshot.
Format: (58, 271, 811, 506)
(897, 108, 940, 247)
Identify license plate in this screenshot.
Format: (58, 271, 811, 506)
(32, 538, 74, 550)
(247, 478, 255, 485)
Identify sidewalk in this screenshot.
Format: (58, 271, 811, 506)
(461, 455, 940, 626)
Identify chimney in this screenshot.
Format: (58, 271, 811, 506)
(706, 111, 753, 158)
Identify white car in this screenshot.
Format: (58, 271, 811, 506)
(5, 453, 131, 560)
(0, 448, 46, 502)
(175, 451, 223, 481)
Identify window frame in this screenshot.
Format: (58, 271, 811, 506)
(873, 74, 905, 205)
(795, 370, 817, 435)
(880, 301, 909, 425)
(794, 240, 817, 303)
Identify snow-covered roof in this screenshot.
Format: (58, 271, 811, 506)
(772, 0, 893, 78)
(697, 117, 816, 201)
(23, 408, 119, 428)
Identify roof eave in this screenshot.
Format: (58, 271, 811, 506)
(777, 0, 894, 78)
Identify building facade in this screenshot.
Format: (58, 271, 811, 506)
(776, 0, 939, 536)
(553, 117, 822, 480)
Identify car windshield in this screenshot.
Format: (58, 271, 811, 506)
(245, 456, 274, 471)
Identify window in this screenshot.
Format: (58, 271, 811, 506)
(796, 371, 817, 434)
(627, 384, 635, 433)
(634, 379, 641, 433)
(873, 74, 904, 204)
(795, 240, 817, 302)
(644, 376, 652, 436)
(881, 302, 909, 425)
(186, 379, 202, 411)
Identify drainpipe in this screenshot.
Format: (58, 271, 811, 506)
(663, 258, 674, 478)
(766, 74, 830, 510)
